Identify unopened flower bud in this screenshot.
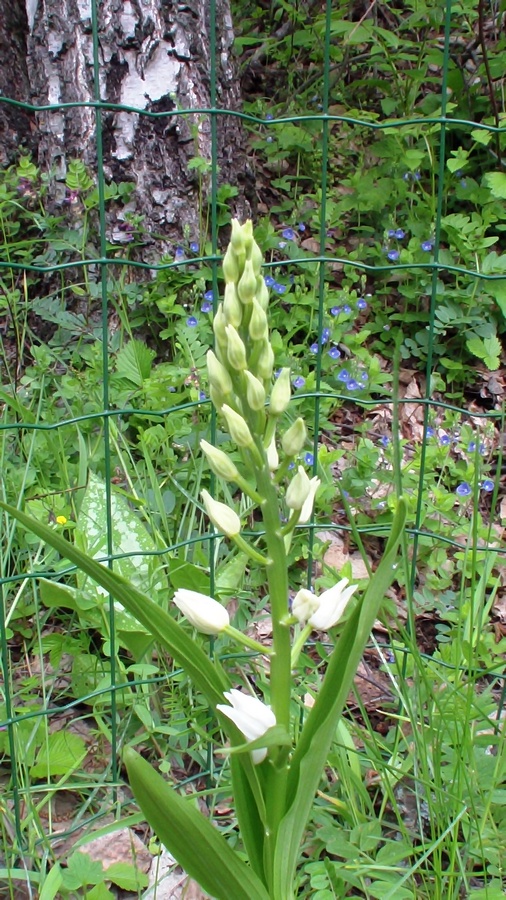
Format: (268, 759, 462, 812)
(266, 436, 279, 470)
(244, 370, 266, 411)
(249, 238, 263, 274)
(241, 220, 254, 253)
(174, 588, 230, 635)
(269, 368, 291, 415)
(256, 278, 269, 311)
(237, 259, 257, 304)
(256, 340, 275, 380)
(223, 282, 242, 328)
(285, 465, 311, 510)
(225, 324, 248, 371)
(201, 489, 241, 537)
(213, 303, 228, 348)
(221, 404, 254, 447)
(223, 244, 239, 283)
(207, 349, 233, 396)
(282, 418, 307, 456)
(249, 299, 268, 342)
(200, 439, 239, 481)
(231, 218, 246, 254)
(299, 476, 320, 523)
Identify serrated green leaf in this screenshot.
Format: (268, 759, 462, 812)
(115, 339, 155, 386)
(124, 748, 269, 900)
(483, 171, 506, 199)
(62, 853, 104, 889)
(104, 862, 148, 890)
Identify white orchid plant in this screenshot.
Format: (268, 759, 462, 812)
(0, 220, 406, 899)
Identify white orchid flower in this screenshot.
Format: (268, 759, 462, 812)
(173, 589, 230, 635)
(292, 578, 358, 630)
(217, 689, 276, 764)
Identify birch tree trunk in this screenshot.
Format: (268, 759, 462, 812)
(1, 0, 251, 242)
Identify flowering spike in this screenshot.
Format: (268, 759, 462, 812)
(221, 404, 254, 447)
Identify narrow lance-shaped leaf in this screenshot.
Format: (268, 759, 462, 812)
(124, 748, 270, 900)
(272, 498, 407, 897)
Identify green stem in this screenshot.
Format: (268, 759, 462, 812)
(290, 624, 312, 669)
(223, 624, 273, 655)
(232, 533, 271, 566)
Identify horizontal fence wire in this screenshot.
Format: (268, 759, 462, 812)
(1, 0, 506, 864)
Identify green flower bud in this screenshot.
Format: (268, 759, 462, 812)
(256, 340, 275, 380)
(200, 439, 239, 481)
(201, 489, 241, 537)
(266, 436, 279, 471)
(223, 244, 239, 283)
(269, 367, 291, 415)
(223, 282, 242, 327)
(249, 238, 263, 275)
(256, 277, 269, 311)
(241, 220, 254, 253)
(210, 385, 225, 412)
(207, 349, 233, 396)
(225, 324, 248, 371)
(213, 303, 228, 348)
(230, 218, 245, 254)
(237, 259, 257, 304)
(221, 404, 254, 447)
(249, 299, 268, 342)
(281, 417, 307, 456)
(244, 370, 266, 411)
(285, 465, 311, 510)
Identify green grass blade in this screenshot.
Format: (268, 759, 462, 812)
(124, 748, 269, 900)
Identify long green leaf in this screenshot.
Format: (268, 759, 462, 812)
(272, 498, 407, 896)
(124, 748, 269, 900)
(0, 501, 229, 708)
(230, 755, 266, 884)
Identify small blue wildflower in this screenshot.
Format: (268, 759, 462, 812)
(298, 222, 306, 232)
(282, 228, 296, 241)
(264, 275, 276, 287)
(414, 171, 421, 181)
(388, 229, 396, 238)
(174, 247, 185, 260)
(337, 369, 350, 383)
(421, 240, 433, 252)
(201, 300, 212, 313)
(387, 249, 400, 262)
(265, 112, 274, 121)
(199, 391, 207, 401)
(356, 298, 368, 310)
(304, 452, 314, 466)
(380, 435, 389, 447)
(274, 368, 282, 378)
(187, 316, 198, 327)
(342, 304, 352, 314)
(310, 342, 319, 354)
(403, 173, 410, 182)
(395, 229, 406, 240)
(274, 283, 286, 294)
(456, 482, 472, 497)
(359, 371, 368, 382)
(347, 379, 360, 391)
(288, 461, 295, 470)
(467, 441, 476, 453)
(204, 289, 214, 302)
(439, 434, 451, 446)
(425, 426, 435, 438)
(278, 241, 287, 250)
(328, 347, 340, 359)
(321, 327, 331, 343)
(190, 242, 199, 253)
(330, 306, 342, 316)
(293, 376, 305, 389)
(481, 479, 494, 492)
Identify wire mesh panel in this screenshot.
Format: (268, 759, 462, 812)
(1, 0, 506, 892)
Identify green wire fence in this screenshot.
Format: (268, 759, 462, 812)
(1, 0, 506, 877)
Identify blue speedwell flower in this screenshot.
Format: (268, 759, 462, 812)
(264, 275, 276, 287)
(204, 289, 214, 302)
(331, 306, 342, 316)
(456, 482, 472, 497)
(421, 240, 433, 252)
(293, 376, 305, 389)
(321, 328, 331, 343)
(298, 222, 306, 232)
(337, 369, 350, 383)
(282, 228, 296, 241)
(310, 342, 319, 353)
(328, 347, 340, 359)
(481, 479, 494, 492)
(190, 242, 199, 253)
(201, 300, 212, 313)
(304, 451, 314, 466)
(395, 229, 406, 239)
(439, 434, 451, 446)
(342, 304, 352, 314)
(425, 426, 435, 438)
(387, 250, 400, 262)
(347, 379, 360, 391)
(174, 247, 185, 260)
(274, 283, 286, 294)
(356, 298, 368, 310)
(187, 316, 198, 327)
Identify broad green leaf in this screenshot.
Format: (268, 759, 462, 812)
(30, 730, 87, 778)
(124, 748, 269, 900)
(0, 501, 229, 709)
(271, 499, 406, 897)
(104, 862, 149, 890)
(230, 755, 266, 884)
(115, 339, 155, 386)
(62, 852, 104, 889)
(484, 171, 506, 200)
